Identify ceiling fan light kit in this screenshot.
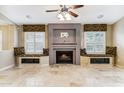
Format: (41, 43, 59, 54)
(65, 12, 71, 20)
(57, 13, 65, 20)
(57, 12, 71, 21)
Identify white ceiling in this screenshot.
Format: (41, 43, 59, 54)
(0, 5, 124, 24)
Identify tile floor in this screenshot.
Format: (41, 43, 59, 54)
(0, 64, 124, 87)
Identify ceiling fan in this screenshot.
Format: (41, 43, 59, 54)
(45, 5, 84, 18)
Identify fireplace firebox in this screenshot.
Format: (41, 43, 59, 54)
(56, 51, 73, 64)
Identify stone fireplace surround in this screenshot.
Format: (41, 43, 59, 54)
(48, 24, 81, 65)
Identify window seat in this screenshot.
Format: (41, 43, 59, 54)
(17, 54, 48, 57)
(81, 54, 114, 57)
(14, 47, 49, 68)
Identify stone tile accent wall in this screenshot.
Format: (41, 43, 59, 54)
(23, 24, 45, 32)
(84, 24, 107, 31)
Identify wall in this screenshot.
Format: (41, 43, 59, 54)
(106, 25, 113, 46)
(45, 25, 48, 48)
(18, 25, 24, 47)
(0, 25, 10, 49)
(0, 25, 18, 50)
(18, 24, 113, 49)
(0, 13, 18, 71)
(0, 50, 14, 71)
(113, 17, 124, 67)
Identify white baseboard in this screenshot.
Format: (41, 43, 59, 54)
(116, 64, 124, 69)
(0, 64, 14, 71)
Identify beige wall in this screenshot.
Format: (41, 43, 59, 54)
(113, 17, 124, 67)
(0, 25, 18, 50)
(106, 25, 113, 46)
(45, 25, 48, 48)
(0, 25, 9, 49)
(18, 25, 24, 47)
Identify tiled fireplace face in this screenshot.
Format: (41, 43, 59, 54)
(48, 24, 81, 65)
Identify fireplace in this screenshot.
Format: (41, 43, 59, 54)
(56, 51, 73, 64)
(48, 24, 81, 65)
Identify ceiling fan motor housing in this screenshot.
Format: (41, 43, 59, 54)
(61, 6, 68, 12)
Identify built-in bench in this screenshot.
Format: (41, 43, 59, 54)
(80, 46, 116, 67)
(14, 47, 49, 68)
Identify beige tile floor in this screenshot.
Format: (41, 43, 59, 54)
(0, 64, 124, 87)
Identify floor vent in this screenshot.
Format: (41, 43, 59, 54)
(22, 59, 39, 64)
(90, 58, 110, 64)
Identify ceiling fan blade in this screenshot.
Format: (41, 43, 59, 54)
(71, 5, 84, 9)
(46, 10, 58, 12)
(68, 11, 78, 17)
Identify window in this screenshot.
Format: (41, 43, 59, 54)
(25, 32, 45, 54)
(0, 31, 2, 51)
(84, 32, 106, 54)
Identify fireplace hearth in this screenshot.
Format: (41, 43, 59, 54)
(56, 51, 73, 64)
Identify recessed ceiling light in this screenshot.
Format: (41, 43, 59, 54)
(97, 14, 104, 19)
(26, 15, 31, 19)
